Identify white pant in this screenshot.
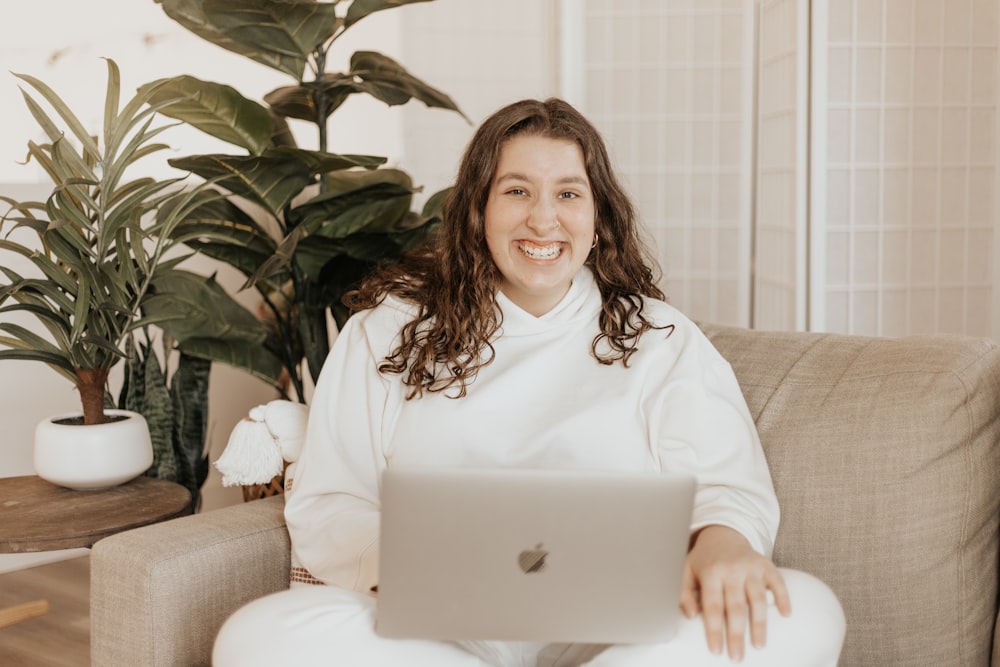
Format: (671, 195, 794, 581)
(213, 568, 845, 667)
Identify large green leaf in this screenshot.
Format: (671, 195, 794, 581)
(167, 150, 390, 222)
(315, 254, 377, 330)
(295, 214, 439, 278)
(143, 270, 282, 386)
(243, 180, 410, 286)
(167, 152, 314, 218)
(174, 336, 283, 387)
(295, 232, 396, 274)
(155, 0, 254, 63)
(269, 146, 387, 174)
(344, 0, 435, 28)
(161, 187, 271, 239)
(392, 215, 441, 252)
(184, 240, 277, 285)
(165, 196, 278, 280)
(299, 176, 414, 236)
(139, 76, 274, 155)
(206, 0, 339, 76)
(266, 55, 469, 122)
(141, 269, 268, 344)
(325, 167, 412, 196)
(349, 51, 469, 121)
(266, 73, 366, 121)
(156, 0, 339, 80)
(163, 192, 276, 256)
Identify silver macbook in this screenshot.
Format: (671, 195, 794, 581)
(375, 466, 696, 644)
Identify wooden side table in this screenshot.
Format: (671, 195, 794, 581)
(0, 475, 193, 553)
(0, 475, 193, 629)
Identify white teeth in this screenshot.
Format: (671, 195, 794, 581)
(518, 242, 562, 260)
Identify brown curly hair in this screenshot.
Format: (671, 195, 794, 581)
(345, 98, 667, 398)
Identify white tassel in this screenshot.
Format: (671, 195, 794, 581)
(214, 405, 285, 486)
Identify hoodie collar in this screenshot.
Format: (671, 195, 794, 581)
(495, 267, 601, 336)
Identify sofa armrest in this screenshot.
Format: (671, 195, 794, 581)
(90, 495, 290, 667)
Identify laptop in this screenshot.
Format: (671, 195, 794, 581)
(375, 466, 696, 644)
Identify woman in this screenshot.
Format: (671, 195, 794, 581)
(214, 98, 845, 666)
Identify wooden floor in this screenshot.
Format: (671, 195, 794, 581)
(0, 556, 89, 667)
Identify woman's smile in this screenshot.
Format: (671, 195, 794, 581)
(515, 239, 564, 261)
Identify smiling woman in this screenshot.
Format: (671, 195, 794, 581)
(211, 98, 846, 667)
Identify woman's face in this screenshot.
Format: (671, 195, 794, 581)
(483, 134, 596, 316)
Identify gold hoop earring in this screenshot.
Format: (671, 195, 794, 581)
(591, 233, 598, 249)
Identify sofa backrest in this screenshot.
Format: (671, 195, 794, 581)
(701, 323, 1000, 666)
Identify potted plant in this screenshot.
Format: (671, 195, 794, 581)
(139, 0, 468, 406)
(0, 59, 222, 491)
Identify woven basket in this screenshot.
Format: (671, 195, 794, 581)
(241, 462, 289, 502)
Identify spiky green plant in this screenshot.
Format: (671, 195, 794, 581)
(0, 59, 214, 425)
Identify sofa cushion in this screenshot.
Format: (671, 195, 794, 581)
(701, 324, 1000, 667)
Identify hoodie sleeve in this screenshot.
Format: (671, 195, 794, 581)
(651, 322, 780, 557)
(283, 308, 397, 593)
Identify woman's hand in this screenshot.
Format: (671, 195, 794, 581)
(680, 525, 791, 662)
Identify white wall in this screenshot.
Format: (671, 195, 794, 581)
(395, 0, 562, 201)
(0, 0, 558, 573)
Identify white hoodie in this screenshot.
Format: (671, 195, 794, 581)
(284, 268, 779, 593)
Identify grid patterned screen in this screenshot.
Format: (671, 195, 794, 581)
(820, 0, 997, 336)
(580, 0, 755, 326)
(576, 0, 998, 337)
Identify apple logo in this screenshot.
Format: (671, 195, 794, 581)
(518, 543, 548, 573)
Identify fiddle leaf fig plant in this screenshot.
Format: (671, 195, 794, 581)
(0, 58, 215, 426)
(141, 0, 467, 402)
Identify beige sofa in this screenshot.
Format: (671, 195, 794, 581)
(90, 323, 1000, 666)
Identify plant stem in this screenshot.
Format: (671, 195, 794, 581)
(259, 289, 305, 402)
(313, 45, 330, 195)
(76, 367, 111, 425)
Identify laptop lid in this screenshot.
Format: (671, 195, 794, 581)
(375, 467, 696, 644)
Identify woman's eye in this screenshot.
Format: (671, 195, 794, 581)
(559, 191, 578, 199)
(508, 188, 526, 196)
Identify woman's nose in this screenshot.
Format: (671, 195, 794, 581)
(526, 199, 559, 233)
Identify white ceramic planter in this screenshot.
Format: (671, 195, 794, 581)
(34, 409, 154, 490)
